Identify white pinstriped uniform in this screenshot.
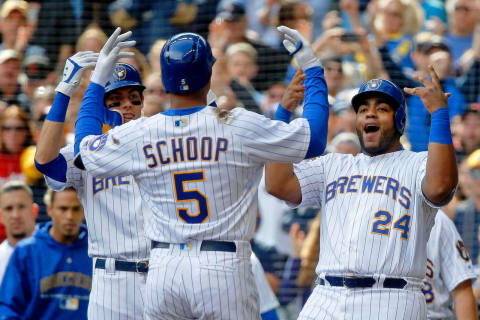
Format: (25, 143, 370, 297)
(77, 106, 311, 319)
(45, 144, 150, 319)
(290, 150, 445, 319)
(423, 210, 476, 319)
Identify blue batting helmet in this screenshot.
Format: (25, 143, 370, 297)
(160, 32, 216, 94)
(351, 79, 406, 134)
(104, 63, 145, 95)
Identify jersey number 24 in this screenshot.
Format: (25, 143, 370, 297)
(173, 170, 210, 224)
(371, 210, 411, 240)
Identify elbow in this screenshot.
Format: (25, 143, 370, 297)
(265, 182, 285, 200)
(425, 180, 458, 206)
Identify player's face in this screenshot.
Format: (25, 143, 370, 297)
(355, 96, 400, 156)
(0, 190, 36, 239)
(48, 190, 84, 243)
(105, 87, 143, 122)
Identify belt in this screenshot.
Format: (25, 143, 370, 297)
(151, 240, 236, 252)
(95, 258, 149, 273)
(318, 275, 407, 289)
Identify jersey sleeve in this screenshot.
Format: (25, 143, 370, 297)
(415, 152, 455, 209)
(44, 145, 83, 191)
(0, 247, 29, 318)
(251, 253, 280, 314)
(435, 211, 477, 292)
(289, 156, 326, 208)
(77, 118, 146, 178)
(231, 109, 310, 164)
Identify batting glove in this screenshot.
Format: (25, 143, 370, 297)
(55, 51, 98, 97)
(90, 27, 136, 87)
(277, 26, 321, 71)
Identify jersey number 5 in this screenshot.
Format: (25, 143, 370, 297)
(173, 170, 210, 224)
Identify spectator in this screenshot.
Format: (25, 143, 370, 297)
(454, 149, 480, 263)
(143, 72, 168, 117)
(0, 49, 25, 109)
(445, 0, 477, 69)
(0, 0, 46, 58)
(456, 106, 480, 160)
(75, 26, 108, 53)
(0, 187, 91, 319)
(0, 105, 34, 184)
(0, 181, 37, 285)
(147, 39, 166, 74)
(261, 82, 287, 119)
(118, 47, 151, 82)
(226, 42, 262, 113)
(20, 54, 51, 105)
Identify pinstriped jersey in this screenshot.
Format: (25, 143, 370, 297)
(44, 144, 150, 260)
(292, 150, 444, 280)
(424, 210, 476, 319)
(78, 106, 311, 243)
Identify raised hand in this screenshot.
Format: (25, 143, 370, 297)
(56, 51, 98, 97)
(281, 69, 305, 111)
(404, 65, 450, 114)
(277, 25, 321, 70)
(90, 27, 136, 87)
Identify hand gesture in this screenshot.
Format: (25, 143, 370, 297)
(277, 25, 321, 70)
(55, 51, 98, 97)
(404, 65, 450, 114)
(90, 27, 136, 87)
(281, 69, 305, 111)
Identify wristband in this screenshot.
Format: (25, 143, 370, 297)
(429, 107, 452, 144)
(274, 105, 292, 123)
(45, 93, 70, 122)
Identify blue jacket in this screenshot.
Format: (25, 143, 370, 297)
(0, 223, 91, 320)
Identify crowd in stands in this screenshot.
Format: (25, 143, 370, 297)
(0, 0, 478, 318)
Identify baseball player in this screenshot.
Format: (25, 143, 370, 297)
(251, 252, 280, 320)
(34, 45, 152, 319)
(265, 66, 458, 318)
(72, 27, 329, 319)
(423, 209, 477, 319)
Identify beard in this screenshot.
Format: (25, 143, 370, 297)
(356, 127, 400, 156)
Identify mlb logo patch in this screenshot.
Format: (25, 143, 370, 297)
(175, 119, 188, 127)
(180, 79, 189, 91)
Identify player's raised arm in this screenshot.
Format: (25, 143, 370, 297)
(265, 26, 329, 205)
(404, 66, 458, 206)
(34, 51, 98, 184)
(73, 28, 135, 169)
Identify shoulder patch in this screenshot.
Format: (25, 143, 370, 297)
(89, 134, 109, 152)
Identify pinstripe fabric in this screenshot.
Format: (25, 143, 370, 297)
(291, 150, 447, 319)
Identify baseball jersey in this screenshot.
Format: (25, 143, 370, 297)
(78, 106, 310, 243)
(423, 210, 476, 319)
(292, 150, 444, 280)
(45, 144, 150, 260)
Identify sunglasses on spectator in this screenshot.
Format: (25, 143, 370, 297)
(454, 5, 469, 12)
(325, 66, 343, 74)
(2, 125, 28, 132)
(145, 88, 166, 95)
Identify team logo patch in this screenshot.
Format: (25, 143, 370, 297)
(89, 134, 109, 152)
(114, 65, 127, 80)
(175, 119, 188, 127)
(367, 79, 382, 90)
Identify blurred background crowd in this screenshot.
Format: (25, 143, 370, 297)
(0, 0, 479, 318)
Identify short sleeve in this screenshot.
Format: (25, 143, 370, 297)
(436, 212, 477, 292)
(231, 109, 310, 164)
(289, 156, 326, 209)
(44, 145, 82, 191)
(78, 118, 146, 178)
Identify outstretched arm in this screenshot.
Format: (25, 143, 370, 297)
(404, 66, 458, 206)
(34, 51, 97, 182)
(452, 280, 478, 320)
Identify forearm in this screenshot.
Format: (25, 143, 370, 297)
(35, 93, 70, 163)
(453, 281, 478, 320)
(423, 108, 458, 205)
(265, 163, 301, 204)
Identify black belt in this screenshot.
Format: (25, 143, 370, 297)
(151, 240, 236, 252)
(318, 276, 407, 289)
(95, 259, 149, 273)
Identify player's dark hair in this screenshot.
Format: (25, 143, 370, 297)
(44, 187, 76, 206)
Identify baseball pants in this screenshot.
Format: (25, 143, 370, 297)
(145, 240, 260, 320)
(88, 258, 147, 319)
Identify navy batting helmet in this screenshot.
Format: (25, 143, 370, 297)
(105, 63, 145, 95)
(160, 32, 216, 94)
(351, 79, 406, 134)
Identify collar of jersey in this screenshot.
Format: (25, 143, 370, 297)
(162, 106, 206, 116)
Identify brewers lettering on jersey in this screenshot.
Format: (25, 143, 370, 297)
(423, 210, 477, 319)
(73, 28, 329, 319)
(35, 40, 151, 319)
(265, 67, 458, 319)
